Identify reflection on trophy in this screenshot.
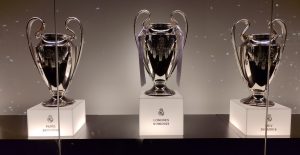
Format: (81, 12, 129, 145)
(134, 10, 188, 96)
(232, 19, 287, 107)
(26, 17, 83, 107)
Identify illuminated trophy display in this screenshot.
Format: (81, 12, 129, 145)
(26, 17, 85, 137)
(134, 10, 188, 137)
(230, 19, 291, 137)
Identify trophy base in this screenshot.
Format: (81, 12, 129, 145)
(42, 96, 75, 107)
(145, 85, 175, 96)
(230, 99, 291, 137)
(27, 100, 86, 137)
(139, 90, 183, 138)
(241, 95, 275, 107)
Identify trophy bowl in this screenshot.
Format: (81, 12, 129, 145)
(232, 19, 287, 107)
(26, 17, 83, 107)
(134, 10, 188, 96)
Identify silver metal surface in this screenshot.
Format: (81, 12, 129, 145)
(232, 19, 287, 107)
(26, 17, 83, 107)
(134, 10, 188, 96)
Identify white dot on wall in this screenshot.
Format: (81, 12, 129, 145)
(203, 35, 207, 39)
(194, 35, 199, 38)
(9, 59, 14, 63)
(209, 6, 214, 10)
(225, 52, 230, 56)
(236, 4, 241, 7)
(96, 7, 100, 11)
(275, 3, 279, 7)
(15, 20, 19, 23)
(2, 24, 7, 27)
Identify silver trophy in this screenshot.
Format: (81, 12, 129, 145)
(232, 19, 287, 107)
(26, 17, 83, 107)
(134, 10, 188, 96)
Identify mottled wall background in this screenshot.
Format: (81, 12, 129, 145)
(0, 0, 299, 115)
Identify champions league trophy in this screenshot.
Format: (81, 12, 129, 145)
(26, 17, 83, 107)
(232, 19, 287, 107)
(134, 10, 188, 96)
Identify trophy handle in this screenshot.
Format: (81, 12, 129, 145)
(270, 19, 287, 52)
(134, 9, 151, 45)
(26, 17, 45, 65)
(65, 17, 84, 79)
(170, 10, 188, 46)
(170, 10, 188, 86)
(231, 19, 250, 81)
(134, 9, 151, 86)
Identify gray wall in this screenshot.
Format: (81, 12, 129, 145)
(0, 0, 299, 115)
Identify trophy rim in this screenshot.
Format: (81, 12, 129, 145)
(248, 33, 276, 43)
(42, 33, 70, 44)
(148, 23, 174, 33)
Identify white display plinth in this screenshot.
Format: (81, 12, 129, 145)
(139, 91, 183, 138)
(27, 100, 86, 137)
(229, 99, 291, 137)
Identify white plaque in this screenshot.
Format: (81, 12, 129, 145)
(27, 100, 86, 137)
(139, 91, 183, 138)
(229, 99, 291, 137)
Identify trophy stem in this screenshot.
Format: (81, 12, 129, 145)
(145, 79, 175, 96)
(42, 96, 74, 107)
(241, 91, 275, 107)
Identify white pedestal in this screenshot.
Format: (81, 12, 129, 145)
(27, 100, 86, 137)
(229, 99, 291, 137)
(139, 91, 183, 138)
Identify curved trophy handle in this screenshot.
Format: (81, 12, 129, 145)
(170, 10, 188, 46)
(270, 19, 287, 51)
(134, 9, 151, 45)
(26, 17, 45, 66)
(134, 9, 151, 86)
(170, 10, 188, 86)
(231, 19, 250, 81)
(65, 17, 84, 79)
